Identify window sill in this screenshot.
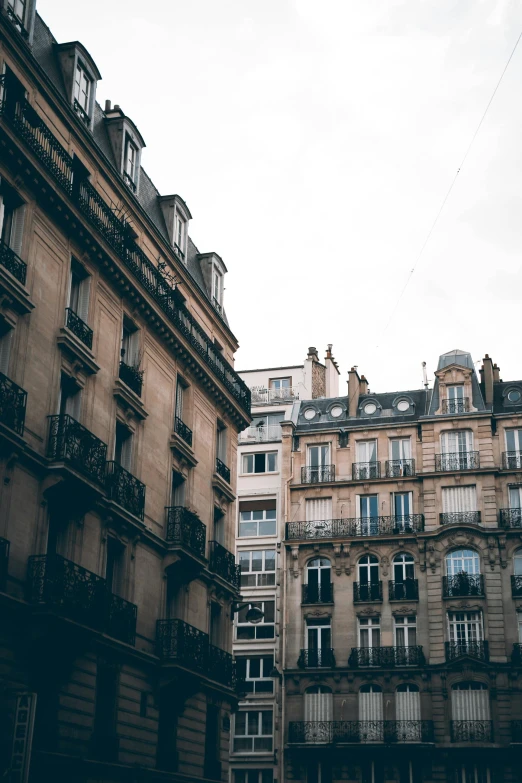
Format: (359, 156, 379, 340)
(240, 472, 280, 478)
(212, 470, 235, 502)
(113, 377, 148, 421)
(57, 326, 100, 376)
(0, 262, 34, 317)
(169, 429, 198, 467)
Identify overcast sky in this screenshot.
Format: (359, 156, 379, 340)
(39, 0, 522, 394)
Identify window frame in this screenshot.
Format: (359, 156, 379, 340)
(239, 549, 276, 586)
(238, 508, 277, 538)
(236, 654, 274, 695)
(73, 60, 91, 114)
(242, 452, 278, 475)
(236, 600, 275, 641)
(233, 709, 273, 754)
(394, 615, 417, 647)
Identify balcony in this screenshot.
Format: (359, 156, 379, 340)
(301, 465, 335, 484)
(385, 459, 415, 478)
(512, 576, 522, 597)
(298, 649, 335, 668)
(388, 579, 419, 601)
(450, 721, 493, 743)
(502, 451, 522, 470)
(251, 385, 299, 405)
(239, 424, 281, 443)
(156, 618, 209, 672)
(0, 238, 27, 285)
(174, 416, 193, 447)
(65, 307, 93, 349)
(0, 537, 9, 590)
(500, 508, 522, 528)
(215, 457, 231, 484)
(105, 461, 146, 521)
(440, 511, 481, 526)
(434, 452, 480, 472)
(353, 581, 382, 603)
(0, 371, 27, 436)
(443, 573, 484, 598)
(47, 414, 108, 485)
(352, 461, 380, 480)
(165, 506, 206, 560)
(302, 583, 333, 604)
(349, 646, 424, 668)
(512, 644, 522, 664)
(26, 554, 137, 644)
(288, 720, 434, 744)
(118, 361, 143, 397)
(441, 398, 470, 414)
(209, 541, 240, 591)
(286, 514, 424, 541)
(512, 720, 522, 743)
(445, 640, 489, 662)
(208, 643, 235, 688)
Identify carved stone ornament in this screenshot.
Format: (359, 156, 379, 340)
(356, 607, 379, 617)
(381, 555, 390, 577)
(291, 546, 299, 578)
(391, 606, 414, 615)
(486, 536, 497, 570)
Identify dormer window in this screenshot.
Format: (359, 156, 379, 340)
(6, 0, 27, 36)
(124, 135, 138, 191)
(212, 267, 223, 313)
(55, 42, 101, 130)
(73, 62, 91, 123)
(175, 214, 185, 257)
(159, 195, 191, 263)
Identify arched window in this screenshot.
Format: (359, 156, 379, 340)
(392, 553, 416, 600)
(306, 557, 332, 603)
(357, 555, 380, 601)
(445, 549, 480, 575)
(304, 686, 333, 743)
(445, 549, 482, 597)
(359, 685, 383, 741)
(451, 682, 491, 742)
(396, 683, 420, 727)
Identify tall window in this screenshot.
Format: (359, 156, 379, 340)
(216, 421, 227, 464)
(440, 431, 474, 469)
(451, 682, 490, 745)
(356, 439, 377, 463)
(175, 214, 185, 254)
(358, 685, 383, 741)
(105, 536, 124, 596)
(0, 324, 13, 377)
(306, 557, 332, 602)
(355, 494, 379, 535)
(509, 485, 522, 510)
(389, 438, 412, 474)
(124, 136, 138, 186)
(203, 704, 220, 779)
(454, 766, 491, 783)
(121, 318, 140, 367)
(357, 555, 380, 601)
(506, 430, 522, 468)
(233, 711, 273, 753)
(0, 187, 25, 256)
(236, 600, 275, 640)
(514, 549, 522, 576)
(114, 422, 133, 472)
(396, 683, 420, 722)
(306, 618, 332, 666)
(308, 445, 330, 468)
(93, 659, 119, 757)
(304, 686, 333, 726)
(68, 258, 90, 324)
(212, 267, 223, 307)
(392, 553, 416, 599)
(394, 616, 417, 647)
(239, 550, 276, 587)
(73, 61, 91, 114)
(446, 384, 465, 413)
(393, 492, 413, 531)
(355, 439, 378, 479)
(358, 617, 380, 648)
(239, 502, 276, 537)
(442, 486, 477, 517)
(445, 549, 480, 576)
(242, 452, 277, 474)
(448, 611, 484, 653)
(236, 655, 274, 694)
(58, 373, 81, 421)
(7, 0, 26, 27)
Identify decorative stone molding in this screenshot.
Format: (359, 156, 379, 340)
(291, 546, 299, 578)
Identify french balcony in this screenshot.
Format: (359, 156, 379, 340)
(302, 583, 334, 604)
(353, 581, 382, 603)
(450, 721, 493, 743)
(174, 415, 193, 447)
(298, 648, 336, 668)
(47, 414, 108, 485)
(512, 720, 522, 743)
(165, 506, 206, 560)
(105, 461, 146, 521)
(239, 424, 282, 443)
(209, 540, 240, 591)
(215, 457, 231, 483)
(441, 398, 470, 414)
(349, 646, 425, 668)
(500, 508, 522, 528)
(0, 371, 27, 436)
(388, 579, 419, 601)
(0, 537, 9, 591)
(301, 465, 335, 483)
(502, 451, 522, 470)
(352, 461, 380, 480)
(511, 576, 522, 597)
(443, 573, 484, 598)
(208, 643, 235, 688)
(73, 98, 90, 126)
(0, 238, 27, 285)
(250, 385, 299, 405)
(156, 618, 209, 673)
(288, 720, 434, 744)
(26, 554, 137, 644)
(440, 511, 481, 526)
(286, 514, 424, 541)
(65, 307, 93, 349)
(385, 459, 415, 478)
(434, 452, 480, 472)
(118, 360, 143, 397)
(445, 640, 489, 662)
(512, 644, 522, 664)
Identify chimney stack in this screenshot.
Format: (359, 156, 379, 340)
(481, 354, 494, 405)
(493, 363, 500, 383)
(324, 344, 340, 397)
(360, 374, 369, 395)
(105, 99, 111, 112)
(348, 367, 361, 417)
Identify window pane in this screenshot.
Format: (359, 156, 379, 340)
(252, 552, 263, 571)
(252, 510, 263, 520)
(265, 551, 276, 570)
(259, 519, 276, 535)
(249, 657, 261, 678)
(235, 713, 246, 735)
(239, 552, 251, 571)
(261, 711, 273, 734)
(239, 521, 257, 537)
(267, 453, 277, 471)
(247, 712, 258, 735)
(262, 655, 274, 672)
(256, 626, 275, 639)
(237, 658, 247, 678)
(265, 508, 277, 519)
(254, 454, 266, 473)
(263, 602, 275, 623)
(243, 455, 253, 473)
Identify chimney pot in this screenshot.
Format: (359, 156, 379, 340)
(114, 104, 121, 111)
(105, 99, 111, 112)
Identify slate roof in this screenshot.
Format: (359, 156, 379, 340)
(428, 349, 486, 415)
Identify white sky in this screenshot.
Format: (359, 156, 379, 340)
(38, 0, 522, 394)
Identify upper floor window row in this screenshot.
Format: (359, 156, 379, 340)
(242, 452, 277, 474)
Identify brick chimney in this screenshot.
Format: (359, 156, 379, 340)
(304, 347, 326, 399)
(348, 367, 361, 417)
(324, 344, 340, 397)
(360, 374, 369, 395)
(480, 354, 494, 405)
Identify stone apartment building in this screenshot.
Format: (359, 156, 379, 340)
(0, 2, 250, 781)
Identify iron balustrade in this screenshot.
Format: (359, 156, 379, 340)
(0, 537, 9, 591)
(441, 398, 470, 414)
(239, 424, 282, 443)
(443, 573, 484, 597)
(298, 649, 336, 668)
(511, 575, 522, 597)
(512, 644, 522, 664)
(165, 506, 206, 559)
(301, 465, 335, 483)
(512, 720, 522, 742)
(502, 451, 522, 470)
(385, 459, 415, 478)
(72, 99, 90, 126)
(105, 461, 146, 520)
(288, 720, 434, 744)
(353, 581, 382, 603)
(215, 457, 231, 483)
(250, 385, 299, 404)
(122, 171, 137, 192)
(445, 640, 489, 662)
(47, 414, 108, 484)
(174, 416, 193, 447)
(118, 360, 143, 397)
(286, 514, 424, 541)
(388, 578, 419, 601)
(208, 643, 235, 688)
(0, 76, 251, 417)
(212, 296, 223, 315)
(0, 238, 27, 284)
(302, 583, 334, 604)
(352, 461, 380, 480)
(65, 307, 93, 349)
(26, 554, 137, 644)
(173, 241, 185, 262)
(500, 508, 522, 528)
(156, 618, 209, 670)
(0, 371, 27, 435)
(348, 646, 425, 668)
(209, 541, 240, 590)
(440, 511, 481, 526)
(434, 452, 480, 471)
(6, 6, 29, 37)
(450, 721, 493, 742)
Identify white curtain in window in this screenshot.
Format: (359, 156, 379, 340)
(9, 204, 26, 256)
(305, 690, 333, 722)
(77, 276, 91, 324)
(442, 486, 477, 513)
(0, 329, 13, 376)
(306, 498, 332, 522)
(358, 690, 383, 721)
(396, 689, 420, 721)
(451, 688, 490, 721)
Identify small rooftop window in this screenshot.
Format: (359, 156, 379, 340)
(363, 402, 377, 415)
(303, 408, 316, 420)
(397, 400, 410, 412)
(330, 405, 343, 418)
(508, 389, 521, 404)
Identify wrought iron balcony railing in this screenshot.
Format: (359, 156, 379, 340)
(156, 618, 209, 671)
(26, 554, 137, 644)
(298, 648, 336, 668)
(0, 537, 9, 591)
(73, 98, 90, 126)
(348, 646, 424, 668)
(512, 720, 522, 743)
(302, 583, 333, 604)
(0, 371, 27, 435)
(434, 452, 480, 472)
(512, 643, 522, 664)
(353, 581, 382, 603)
(6, 5, 29, 37)
(443, 573, 484, 597)
(212, 296, 223, 315)
(441, 398, 470, 414)
(440, 511, 481, 526)
(0, 237, 27, 284)
(445, 640, 489, 662)
(385, 459, 415, 478)
(165, 506, 206, 559)
(122, 170, 137, 192)
(65, 307, 93, 349)
(512, 575, 522, 597)
(250, 385, 299, 405)
(215, 457, 231, 483)
(288, 720, 434, 744)
(450, 721, 493, 743)
(286, 514, 424, 541)
(500, 508, 522, 528)
(388, 578, 419, 601)
(174, 416, 193, 447)
(301, 465, 335, 483)
(47, 414, 108, 484)
(239, 424, 282, 443)
(209, 541, 240, 591)
(105, 461, 146, 521)
(502, 451, 522, 470)
(118, 361, 143, 397)
(352, 461, 380, 480)
(208, 643, 235, 688)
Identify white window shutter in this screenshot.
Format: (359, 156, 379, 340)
(396, 689, 420, 721)
(129, 331, 140, 367)
(0, 329, 13, 376)
(77, 276, 91, 323)
(306, 498, 332, 522)
(65, 390, 81, 421)
(9, 204, 26, 256)
(442, 486, 477, 513)
(175, 382, 184, 420)
(120, 434, 133, 472)
(358, 690, 383, 721)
